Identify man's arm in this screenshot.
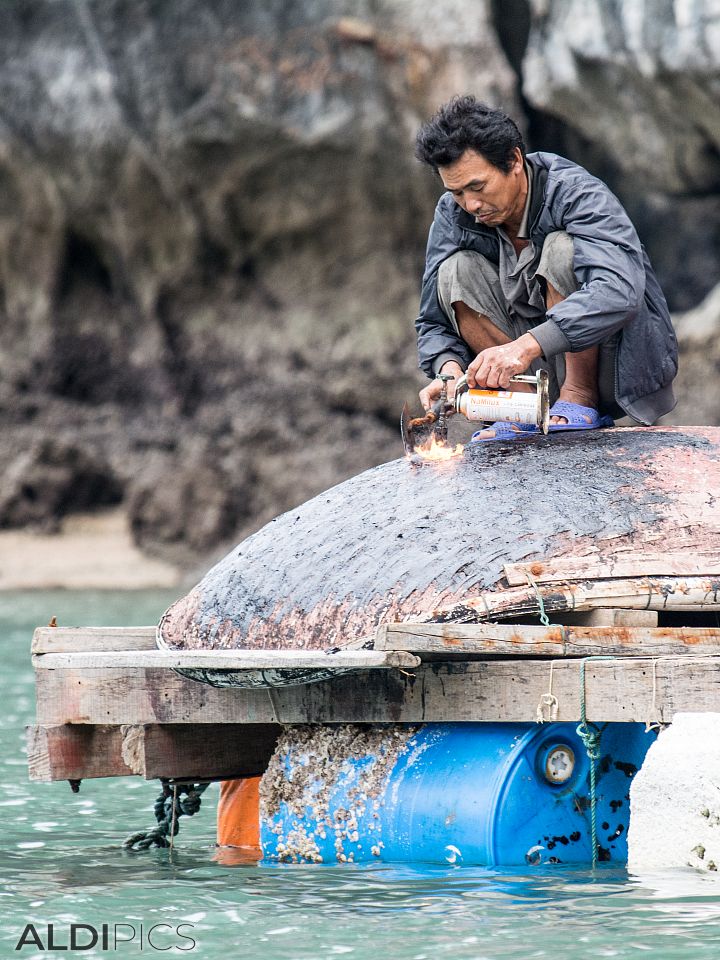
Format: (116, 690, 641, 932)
(415, 196, 473, 380)
(418, 358, 465, 411)
(530, 172, 647, 358)
(465, 332, 542, 390)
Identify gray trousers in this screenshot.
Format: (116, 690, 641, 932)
(437, 232, 618, 411)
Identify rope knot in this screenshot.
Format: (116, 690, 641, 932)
(575, 721, 601, 762)
(536, 692, 559, 724)
(123, 781, 210, 851)
(180, 791, 203, 816)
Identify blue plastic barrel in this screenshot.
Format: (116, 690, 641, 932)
(261, 722, 654, 866)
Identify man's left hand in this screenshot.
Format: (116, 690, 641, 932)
(466, 332, 543, 389)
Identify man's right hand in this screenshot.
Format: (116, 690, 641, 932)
(418, 360, 464, 412)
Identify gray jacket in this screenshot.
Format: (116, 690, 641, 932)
(416, 151, 678, 424)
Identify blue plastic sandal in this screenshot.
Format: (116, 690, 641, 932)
(548, 401, 614, 432)
(469, 421, 539, 443)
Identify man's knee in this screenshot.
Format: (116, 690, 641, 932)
(538, 230, 578, 300)
(437, 250, 490, 291)
(436, 249, 505, 330)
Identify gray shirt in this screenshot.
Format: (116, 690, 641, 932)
(495, 164, 547, 324)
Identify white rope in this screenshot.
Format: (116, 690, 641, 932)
(169, 783, 178, 853)
(478, 591, 493, 622)
(536, 660, 559, 723)
(531, 653, 718, 727)
(645, 657, 664, 732)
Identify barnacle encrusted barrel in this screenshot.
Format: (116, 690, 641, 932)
(158, 427, 720, 652)
(259, 722, 654, 865)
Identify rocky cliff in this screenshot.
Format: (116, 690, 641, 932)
(1, 0, 718, 565)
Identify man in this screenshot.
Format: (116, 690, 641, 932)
(414, 96, 678, 439)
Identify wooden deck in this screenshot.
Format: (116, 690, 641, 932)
(28, 610, 720, 784)
(26, 428, 720, 789)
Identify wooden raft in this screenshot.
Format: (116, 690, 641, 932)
(28, 602, 720, 784)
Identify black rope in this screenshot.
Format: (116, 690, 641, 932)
(123, 780, 211, 851)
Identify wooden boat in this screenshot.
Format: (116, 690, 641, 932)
(153, 425, 720, 686)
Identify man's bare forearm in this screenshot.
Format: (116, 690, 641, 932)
(466, 333, 542, 389)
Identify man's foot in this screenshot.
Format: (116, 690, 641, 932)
(470, 421, 538, 443)
(547, 400, 614, 432)
(549, 387, 599, 426)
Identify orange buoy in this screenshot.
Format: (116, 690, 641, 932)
(217, 777, 261, 855)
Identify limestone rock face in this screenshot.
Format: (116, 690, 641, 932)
(0, 0, 518, 562)
(523, 0, 720, 193)
(668, 282, 720, 427)
(0, 439, 121, 532)
(0, 0, 518, 386)
(628, 713, 720, 873)
(522, 0, 720, 308)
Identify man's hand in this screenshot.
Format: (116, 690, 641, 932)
(419, 360, 464, 411)
(466, 333, 543, 389)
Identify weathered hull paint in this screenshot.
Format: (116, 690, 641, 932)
(159, 427, 720, 652)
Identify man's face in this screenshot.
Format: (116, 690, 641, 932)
(438, 147, 526, 228)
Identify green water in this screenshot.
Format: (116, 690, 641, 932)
(3, 590, 720, 959)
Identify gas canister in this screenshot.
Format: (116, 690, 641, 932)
(455, 370, 549, 433)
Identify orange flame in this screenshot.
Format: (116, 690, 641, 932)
(409, 434, 465, 462)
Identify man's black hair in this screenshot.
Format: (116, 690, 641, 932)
(415, 95, 525, 172)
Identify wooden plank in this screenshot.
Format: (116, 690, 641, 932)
(579, 609, 658, 627)
(31, 627, 375, 655)
(32, 649, 419, 670)
(557, 608, 659, 627)
(375, 622, 720, 657)
(504, 558, 720, 587)
(137, 724, 279, 779)
(27, 723, 280, 782)
(433, 577, 720, 623)
(27, 725, 135, 781)
(32, 626, 156, 654)
(33, 658, 720, 725)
